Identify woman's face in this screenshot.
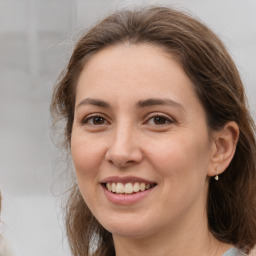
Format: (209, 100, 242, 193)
(71, 44, 215, 239)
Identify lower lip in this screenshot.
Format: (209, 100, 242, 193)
(102, 185, 155, 205)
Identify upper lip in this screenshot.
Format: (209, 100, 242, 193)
(100, 176, 157, 184)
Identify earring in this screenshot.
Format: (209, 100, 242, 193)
(214, 168, 219, 180)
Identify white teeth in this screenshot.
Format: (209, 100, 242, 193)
(106, 183, 111, 191)
(111, 183, 116, 193)
(116, 183, 124, 193)
(105, 182, 153, 194)
(140, 183, 145, 191)
(124, 183, 133, 194)
(134, 182, 140, 192)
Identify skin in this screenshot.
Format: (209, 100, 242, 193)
(71, 44, 239, 256)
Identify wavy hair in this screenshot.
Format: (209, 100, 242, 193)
(51, 6, 256, 255)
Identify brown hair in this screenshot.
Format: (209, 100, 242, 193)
(51, 6, 256, 256)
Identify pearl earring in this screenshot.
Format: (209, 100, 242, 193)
(214, 168, 219, 180)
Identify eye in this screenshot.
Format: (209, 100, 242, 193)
(82, 115, 109, 125)
(146, 114, 174, 126)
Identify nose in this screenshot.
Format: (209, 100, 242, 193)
(105, 123, 143, 168)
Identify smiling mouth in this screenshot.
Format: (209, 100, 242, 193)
(103, 182, 157, 194)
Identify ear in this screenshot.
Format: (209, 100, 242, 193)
(207, 121, 239, 177)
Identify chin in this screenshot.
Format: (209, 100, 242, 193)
(108, 226, 150, 239)
(98, 216, 156, 239)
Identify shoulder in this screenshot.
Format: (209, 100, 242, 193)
(223, 248, 248, 256)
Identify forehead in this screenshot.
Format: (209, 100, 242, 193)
(81, 43, 178, 73)
(75, 44, 201, 112)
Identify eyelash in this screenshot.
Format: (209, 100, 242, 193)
(81, 114, 109, 125)
(81, 113, 174, 127)
(145, 113, 174, 126)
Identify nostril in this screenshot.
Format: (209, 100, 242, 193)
(107, 159, 133, 168)
(105, 147, 143, 168)
(126, 160, 137, 165)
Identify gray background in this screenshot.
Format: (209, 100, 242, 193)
(0, 0, 255, 255)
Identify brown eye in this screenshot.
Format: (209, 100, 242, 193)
(83, 115, 108, 125)
(92, 116, 105, 125)
(146, 114, 173, 126)
(153, 116, 169, 125)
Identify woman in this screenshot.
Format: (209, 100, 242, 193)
(51, 6, 256, 256)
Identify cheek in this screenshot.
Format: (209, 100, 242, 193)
(71, 135, 106, 208)
(71, 134, 106, 179)
(147, 135, 210, 213)
(146, 133, 211, 179)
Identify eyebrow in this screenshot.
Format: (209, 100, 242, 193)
(76, 98, 111, 109)
(136, 98, 185, 111)
(76, 97, 185, 111)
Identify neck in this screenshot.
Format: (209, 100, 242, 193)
(113, 209, 231, 256)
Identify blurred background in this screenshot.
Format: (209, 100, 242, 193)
(0, 0, 255, 255)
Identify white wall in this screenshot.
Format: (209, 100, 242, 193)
(0, 0, 255, 255)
